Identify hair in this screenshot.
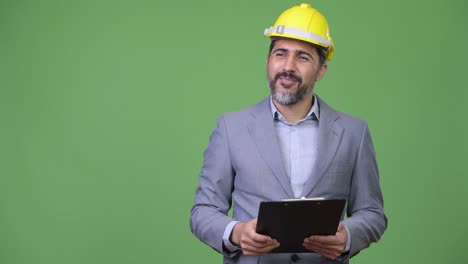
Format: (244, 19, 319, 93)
(268, 39, 327, 66)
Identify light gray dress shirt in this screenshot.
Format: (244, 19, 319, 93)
(270, 96, 320, 198)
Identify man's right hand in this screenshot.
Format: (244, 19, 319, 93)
(230, 218, 280, 256)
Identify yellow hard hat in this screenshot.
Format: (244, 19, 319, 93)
(264, 3, 335, 61)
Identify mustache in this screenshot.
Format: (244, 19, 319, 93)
(274, 71, 302, 83)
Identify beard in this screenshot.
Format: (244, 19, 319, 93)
(268, 71, 312, 105)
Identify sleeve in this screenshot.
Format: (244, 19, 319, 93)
(341, 122, 388, 259)
(189, 115, 239, 257)
(223, 221, 241, 254)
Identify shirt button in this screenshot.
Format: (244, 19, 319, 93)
(291, 254, 300, 262)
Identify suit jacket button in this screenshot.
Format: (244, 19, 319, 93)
(291, 254, 300, 262)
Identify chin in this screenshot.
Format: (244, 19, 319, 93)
(272, 92, 299, 105)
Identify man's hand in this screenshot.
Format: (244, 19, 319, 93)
(303, 223, 348, 260)
(230, 218, 280, 256)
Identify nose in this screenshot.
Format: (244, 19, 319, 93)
(283, 55, 296, 72)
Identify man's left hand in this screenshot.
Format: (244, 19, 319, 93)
(303, 223, 348, 260)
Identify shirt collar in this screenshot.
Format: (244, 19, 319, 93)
(269, 95, 320, 123)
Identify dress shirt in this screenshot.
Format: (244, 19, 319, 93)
(270, 96, 319, 198)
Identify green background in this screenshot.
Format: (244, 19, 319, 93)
(1, 0, 467, 263)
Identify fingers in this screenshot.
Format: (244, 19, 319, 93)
(306, 223, 347, 245)
(241, 239, 279, 256)
(244, 233, 276, 247)
(337, 223, 345, 231)
(235, 218, 280, 256)
(306, 235, 338, 245)
(303, 242, 342, 260)
(303, 237, 343, 259)
(302, 223, 348, 260)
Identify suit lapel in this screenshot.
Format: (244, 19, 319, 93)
(247, 98, 295, 198)
(301, 96, 344, 197)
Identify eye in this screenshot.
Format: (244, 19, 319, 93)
(298, 55, 310, 62)
(274, 52, 286, 58)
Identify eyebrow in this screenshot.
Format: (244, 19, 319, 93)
(272, 48, 314, 59)
(272, 48, 288, 54)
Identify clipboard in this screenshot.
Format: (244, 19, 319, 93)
(255, 198, 346, 253)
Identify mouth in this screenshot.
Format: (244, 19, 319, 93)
(275, 71, 302, 88)
(278, 76, 298, 87)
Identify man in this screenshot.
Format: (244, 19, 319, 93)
(190, 3, 387, 264)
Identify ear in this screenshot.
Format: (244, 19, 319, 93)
(316, 63, 328, 81)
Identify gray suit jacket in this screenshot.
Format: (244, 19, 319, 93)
(190, 96, 387, 264)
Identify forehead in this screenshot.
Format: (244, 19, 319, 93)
(270, 38, 318, 56)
